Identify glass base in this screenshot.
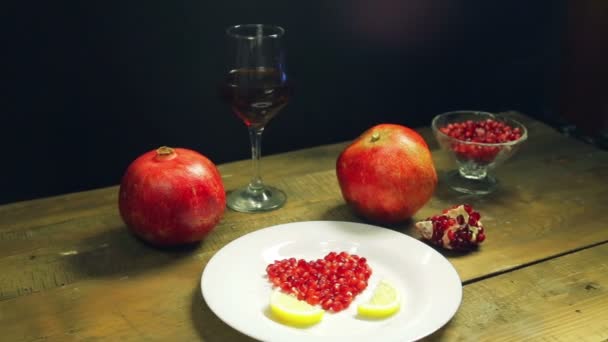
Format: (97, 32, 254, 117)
(445, 170, 498, 195)
(227, 185, 286, 213)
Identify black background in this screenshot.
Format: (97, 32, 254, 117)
(3, 0, 565, 204)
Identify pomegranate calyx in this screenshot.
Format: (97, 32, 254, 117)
(155, 146, 177, 160)
(370, 132, 381, 142)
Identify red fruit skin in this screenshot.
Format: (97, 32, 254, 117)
(118, 147, 226, 246)
(336, 124, 438, 224)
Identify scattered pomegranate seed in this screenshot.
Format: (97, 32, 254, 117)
(439, 119, 522, 163)
(266, 251, 373, 312)
(415, 204, 486, 251)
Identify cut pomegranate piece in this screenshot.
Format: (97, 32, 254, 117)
(266, 251, 372, 312)
(415, 204, 486, 251)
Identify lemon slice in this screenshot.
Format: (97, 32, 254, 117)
(357, 280, 401, 319)
(269, 289, 325, 327)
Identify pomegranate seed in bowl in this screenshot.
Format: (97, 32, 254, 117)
(438, 118, 524, 163)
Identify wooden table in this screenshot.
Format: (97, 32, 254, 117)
(2, 113, 607, 341)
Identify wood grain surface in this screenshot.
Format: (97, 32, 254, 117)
(429, 243, 608, 341)
(1, 113, 607, 341)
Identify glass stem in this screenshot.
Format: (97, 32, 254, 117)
(248, 126, 265, 191)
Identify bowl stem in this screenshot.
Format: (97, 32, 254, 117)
(458, 162, 488, 180)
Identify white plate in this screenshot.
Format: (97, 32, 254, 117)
(201, 221, 462, 342)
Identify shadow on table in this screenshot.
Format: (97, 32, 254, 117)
(433, 170, 522, 206)
(191, 280, 256, 342)
(320, 203, 360, 223)
(66, 224, 203, 277)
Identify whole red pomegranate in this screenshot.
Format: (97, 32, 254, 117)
(336, 124, 437, 224)
(119, 146, 226, 246)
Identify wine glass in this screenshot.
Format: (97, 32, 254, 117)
(220, 24, 290, 212)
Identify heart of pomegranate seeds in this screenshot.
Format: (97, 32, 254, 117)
(266, 251, 372, 312)
(415, 204, 486, 252)
(439, 119, 523, 164)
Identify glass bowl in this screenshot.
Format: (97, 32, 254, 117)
(431, 111, 528, 195)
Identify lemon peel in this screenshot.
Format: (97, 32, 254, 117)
(269, 289, 324, 327)
(357, 280, 401, 319)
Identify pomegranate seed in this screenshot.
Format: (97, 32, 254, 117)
(321, 298, 333, 310)
(331, 302, 344, 312)
(309, 295, 320, 305)
(469, 211, 480, 226)
(456, 215, 465, 225)
(356, 280, 367, 291)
